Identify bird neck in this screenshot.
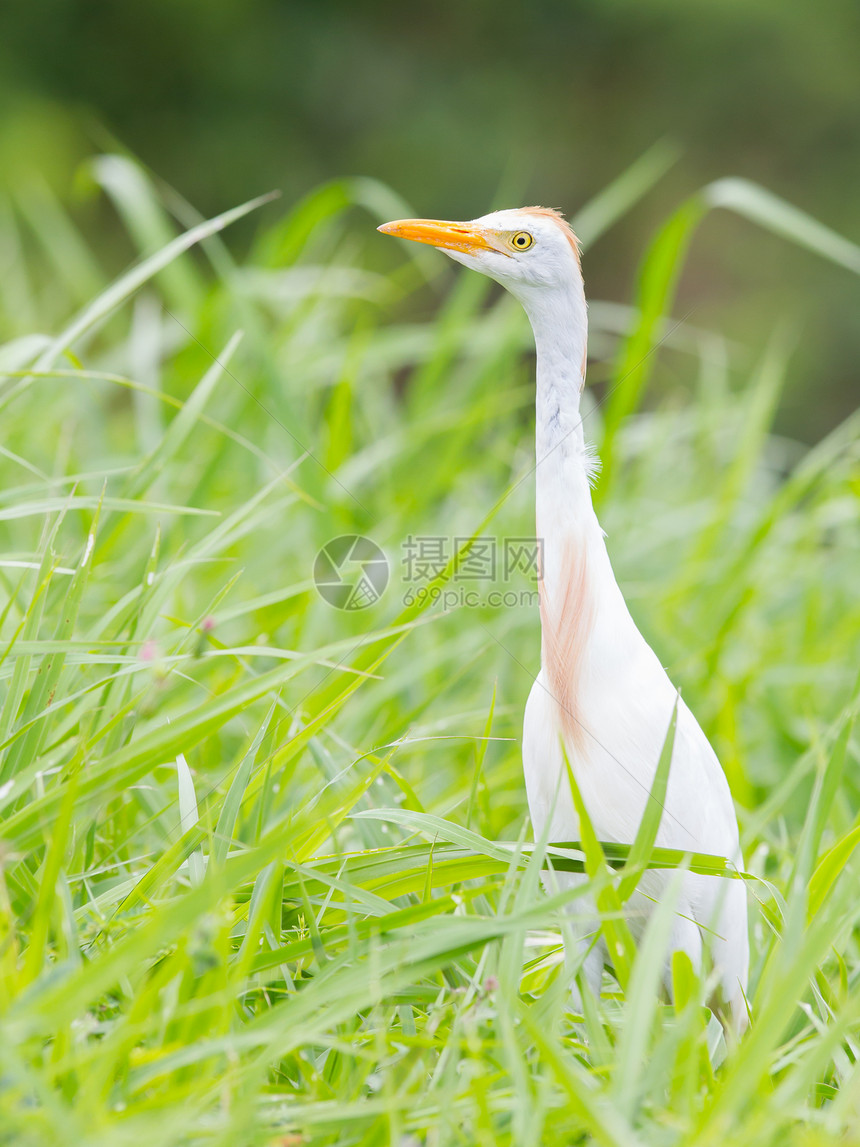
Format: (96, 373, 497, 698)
(522, 281, 608, 755)
(521, 283, 592, 516)
(518, 281, 605, 752)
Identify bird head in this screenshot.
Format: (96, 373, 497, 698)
(378, 207, 582, 303)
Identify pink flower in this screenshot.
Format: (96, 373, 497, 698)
(140, 638, 158, 662)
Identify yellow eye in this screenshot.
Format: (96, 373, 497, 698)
(510, 231, 534, 251)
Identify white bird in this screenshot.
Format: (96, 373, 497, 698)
(379, 208, 749, 1028)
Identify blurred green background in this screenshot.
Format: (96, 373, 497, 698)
(1, 0, 858, 440)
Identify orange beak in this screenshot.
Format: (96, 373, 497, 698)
(377, 218, 500, 255)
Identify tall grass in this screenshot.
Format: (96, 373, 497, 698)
(0, 151, 858, 1145)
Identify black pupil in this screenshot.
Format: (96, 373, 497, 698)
(517, 235, 526, 245)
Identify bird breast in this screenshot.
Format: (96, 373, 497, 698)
(530, 515, 740, 858)
(539, 534, 595, 758)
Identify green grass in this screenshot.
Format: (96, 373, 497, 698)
(0, 151, 859, 1146)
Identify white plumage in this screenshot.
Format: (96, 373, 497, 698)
(379, 207, 749, 1028)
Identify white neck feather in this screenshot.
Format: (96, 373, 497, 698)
(520, 276, 612, 752)
(519, 280, 593, 521)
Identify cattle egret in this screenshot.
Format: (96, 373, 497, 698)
(379, 208, 749, 1028)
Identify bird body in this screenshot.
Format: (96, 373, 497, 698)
(380, 207, 749, 1026)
